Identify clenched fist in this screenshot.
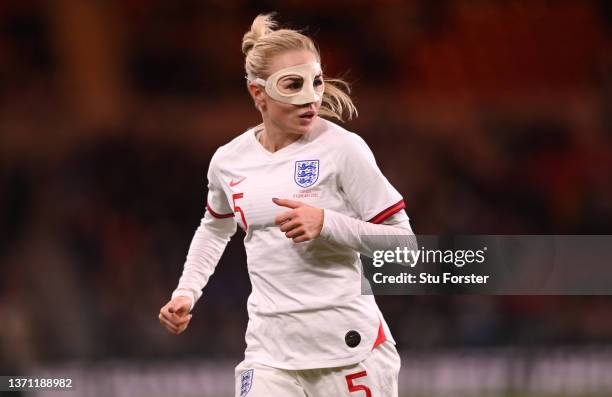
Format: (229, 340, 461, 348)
(159, 296, 193, 335)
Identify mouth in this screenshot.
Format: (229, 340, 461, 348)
(298, 111, 316, 120)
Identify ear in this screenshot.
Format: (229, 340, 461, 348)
(247, 82, 266, 110)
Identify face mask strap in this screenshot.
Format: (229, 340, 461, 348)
(253, 77, 267, 87)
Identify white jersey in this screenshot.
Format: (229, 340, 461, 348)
(181, 117, 407, 370)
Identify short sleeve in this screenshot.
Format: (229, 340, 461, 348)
(336, 134, 405, 223)
(205, 152, 234, 218)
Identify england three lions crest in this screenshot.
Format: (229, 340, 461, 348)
(240, 369, 254, 396)
(295, 160, 319, 188)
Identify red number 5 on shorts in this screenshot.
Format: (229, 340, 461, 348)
(346, 371, 372, 397)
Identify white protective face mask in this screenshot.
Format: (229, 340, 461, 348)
(250, 62, 324, 105)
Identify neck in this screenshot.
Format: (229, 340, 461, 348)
(258, 118, 303, 153)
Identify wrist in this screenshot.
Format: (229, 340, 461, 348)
(317, 208, 325, 237)
(171, 289, 195, 312)
(320, 208, 337, 240)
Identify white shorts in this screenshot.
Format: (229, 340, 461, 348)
(235, 341, 401, 397)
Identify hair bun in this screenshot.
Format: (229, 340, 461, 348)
(242, 13, 278, 55)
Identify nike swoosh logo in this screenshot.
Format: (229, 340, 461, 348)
(229, 177, 246, 187)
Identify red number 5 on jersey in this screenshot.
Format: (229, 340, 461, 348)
(232, 193, 248, 231)
(346, 371, 372, 397)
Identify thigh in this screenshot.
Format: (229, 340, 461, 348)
(299, 342, 401, 397)
(235, 360, 308, 397)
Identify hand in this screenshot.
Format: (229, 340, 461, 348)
(273, 198, 324, 243)
(158, 296, 193, 335)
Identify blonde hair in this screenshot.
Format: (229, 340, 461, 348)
(242, 13, 357, 122)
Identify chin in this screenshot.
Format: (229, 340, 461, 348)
(286, 122, 308, 134)
(293, 126, 313, 136)
(294, 117, 318, 134)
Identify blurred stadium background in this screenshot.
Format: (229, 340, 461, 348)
(1, 0, 612, 396)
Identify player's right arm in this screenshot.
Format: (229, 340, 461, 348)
(159, 152, 237, 335)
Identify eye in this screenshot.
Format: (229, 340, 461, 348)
(288, 82, 302, 90)
(313, 78, 323, 87)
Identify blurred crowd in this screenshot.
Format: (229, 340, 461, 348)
(1, 0, 612, 373)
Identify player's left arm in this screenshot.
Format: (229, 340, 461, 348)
(273, 133, 416, 255)
(273, 197, 415, 255)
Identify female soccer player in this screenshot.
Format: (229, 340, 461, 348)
(159, 14, 415, 396)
